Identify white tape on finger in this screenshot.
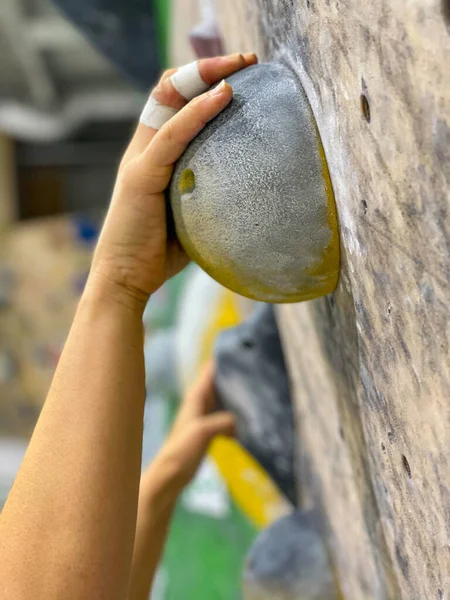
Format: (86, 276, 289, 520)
(171, 61, 209, 101)
(140, 96, 178, 130)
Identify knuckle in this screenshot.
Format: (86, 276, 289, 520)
(117, 160, 136, 187)
(153, 79, 185, 110)
(158, 69, 172, 85)
(163, 120, 178, 145)
(118, 160, 141, 188)
(118, 160, 149, 194)
(189, 97, 209, 124)
(192, 421, 209, 440)
(161, 67, 177, 82)
(119, 159, 168, 195)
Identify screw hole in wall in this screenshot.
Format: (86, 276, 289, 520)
(361, 93, 371, 123)
(442, 0, 450, 31)
(402, 454, 412, 478)
(361, 199, 368, 214)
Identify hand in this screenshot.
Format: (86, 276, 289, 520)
(89, 53, 257, 309)
(141, 361, 235, 502)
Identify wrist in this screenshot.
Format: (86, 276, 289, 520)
(140, 457, 184, 510)
(83, 269, 150, 316)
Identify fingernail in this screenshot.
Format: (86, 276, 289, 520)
(243, 52, 258, 63)
(210, 80, 227, 96)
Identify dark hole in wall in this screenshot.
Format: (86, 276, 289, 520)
(402, 454, 412, 478)
(360, 93, 371, 123)
(442, 0, 450, 31)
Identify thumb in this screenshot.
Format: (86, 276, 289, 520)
(198, 412, 236, 444)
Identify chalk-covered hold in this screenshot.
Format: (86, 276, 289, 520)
(243, 511, 339, 600)
(170, 62, 340, 303)
(215, 304, 297, 506)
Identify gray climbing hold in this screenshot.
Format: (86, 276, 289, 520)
(215, 304, 297, 505)
(243, 511, 339, 600)
(170, 62, 340, 303)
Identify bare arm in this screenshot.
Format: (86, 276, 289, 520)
(0, 280, 147, 600)
(0, 53, 255, 600)
(128, 363, 233, 600)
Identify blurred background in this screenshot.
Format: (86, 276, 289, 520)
(0, 1, 291, 598)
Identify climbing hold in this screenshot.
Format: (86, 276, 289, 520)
(215, 304, 297, 505)
(170, 62, 340, 303)
(243, 511, 339, 600)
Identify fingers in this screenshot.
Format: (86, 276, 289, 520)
(125, 53, 257, 158)
(171, 53, 257, 101)
(176, 361, 216, 425)
(198, 412, 236, 443)
(198, 53, 257, 87)
(142, 81, 233, 176)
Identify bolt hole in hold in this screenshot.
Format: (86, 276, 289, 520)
(360, 93, 371, 123)
(402, 454, 412, 478)
(242, 339, 254, 349)
(178, 168, 196, 195)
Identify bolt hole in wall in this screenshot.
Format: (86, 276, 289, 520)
(402, 454, 412, 479)
(360, 93, 371, 123)
(442, 0, 450, 30)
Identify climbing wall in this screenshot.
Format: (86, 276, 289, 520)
(216, 1, 450, 598)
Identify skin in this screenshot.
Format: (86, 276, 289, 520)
(0, 52, 258, 600)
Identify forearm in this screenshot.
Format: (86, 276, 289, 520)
(0, 277, 147, 600)
(127, 467, 179, 600)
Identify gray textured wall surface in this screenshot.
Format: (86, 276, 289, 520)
(216, 1, 450, 598)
